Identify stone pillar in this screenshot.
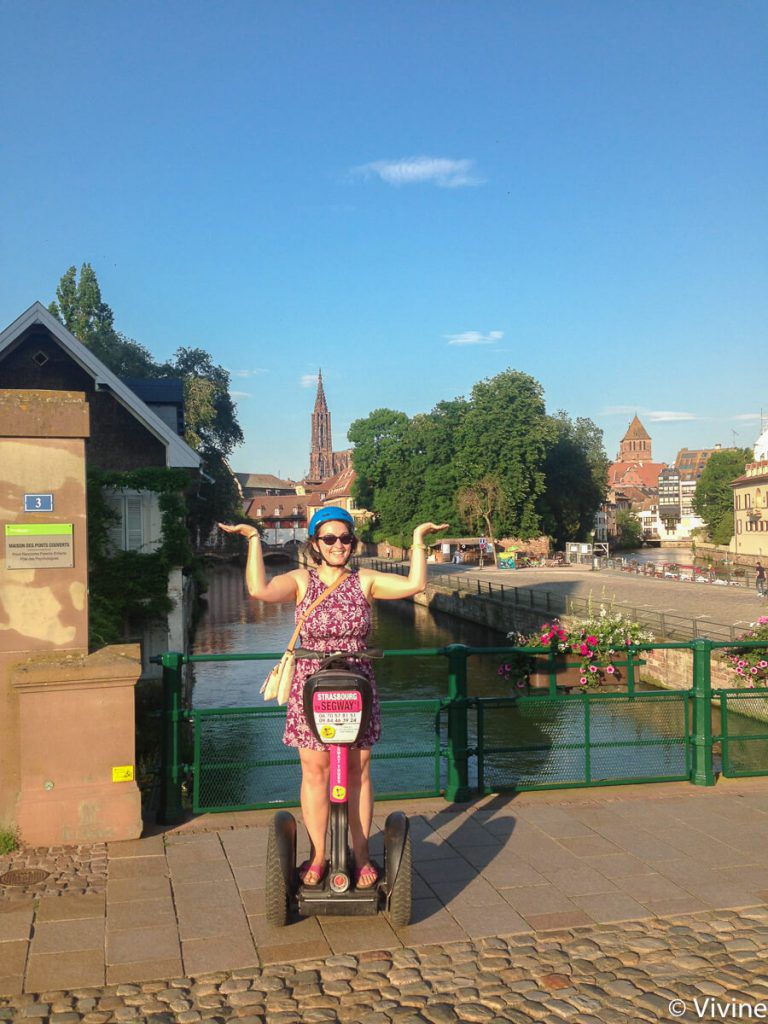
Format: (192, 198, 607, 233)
(0, 390, 90, 826)
(11, 645, 143, 845)
(0, 389, 142, 843)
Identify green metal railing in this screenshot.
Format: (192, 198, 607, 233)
(155, 639, 768, 823)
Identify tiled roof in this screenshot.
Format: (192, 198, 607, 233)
(236, 473, 297, 489)
(622, 415, 651, 441)
(608, 461, 666, 488)
(246, 494, 311, 518)
(319, 464, 356, 498)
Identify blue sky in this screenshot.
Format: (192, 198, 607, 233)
(2, 1, 766, 477)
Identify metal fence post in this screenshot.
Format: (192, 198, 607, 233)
(444, 644, 472, 802)
(691, 638, 715, 787)
(159, 651, 185, 823)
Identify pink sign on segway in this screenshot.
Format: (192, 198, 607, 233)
(312, 690, 363, 744)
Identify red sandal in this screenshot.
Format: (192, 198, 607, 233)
(298, 860, 328, 887)
(355, 863, 379, 889)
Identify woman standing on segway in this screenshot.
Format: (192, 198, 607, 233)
(218, 508, 448, 890)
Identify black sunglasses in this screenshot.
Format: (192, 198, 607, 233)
(318, 533, 355, 546)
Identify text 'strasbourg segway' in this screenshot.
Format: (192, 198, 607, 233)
(265, 649, 412, 927)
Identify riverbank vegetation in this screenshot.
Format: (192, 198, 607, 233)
(692, 448, 753, 545)
(349, 369, 608, 550)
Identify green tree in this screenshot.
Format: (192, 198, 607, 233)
(349, 409, 413, 541)
(162, 347, 243, 459)
(49, 264, 157, 376)
(457, 475, 506, 566)
(615, 510, 643, 548)
(539, 412, 608, 549)
(692, 448, 752, 545)
(454, 370, 553, 539)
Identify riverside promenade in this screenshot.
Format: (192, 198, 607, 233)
(2, 779, 768, 1022)
(405, 560, 767, 634)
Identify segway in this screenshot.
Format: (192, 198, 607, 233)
(265, 649, 412, 927)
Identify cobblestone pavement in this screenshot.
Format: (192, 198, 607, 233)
(1, 905, 768, 1023)
(3, 781, 768, 1020)
(0, 847, 107, 903)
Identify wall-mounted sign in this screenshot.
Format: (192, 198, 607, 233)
(112, 766, 135, 783)
(5, 523, 74, 569)
(24, 494, 54, 512)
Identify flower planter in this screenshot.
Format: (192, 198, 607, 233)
(529, 660, 585, 690)
(529, 661, 625, 692)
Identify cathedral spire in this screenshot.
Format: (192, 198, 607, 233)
(309, 368, 333, 482)
(314, 368, 325, 408)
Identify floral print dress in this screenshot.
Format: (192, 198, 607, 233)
(282, 568, 382, 752)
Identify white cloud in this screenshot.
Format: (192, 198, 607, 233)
(231, 368, 268, 378)
(446, 330, 503, 346)
(732, 413, 762, 421)
(352, 156, 483, 188)
(231, 391, 252, 399)
(646, 410, 698, 422)
(301, 373, 319, 388)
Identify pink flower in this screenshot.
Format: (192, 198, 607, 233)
(580, 644, 590, 656)
(541, 635, 550, 645)
(516, 680, 526, 688)
(589, 664, 598, 673)
(738, 660, 747, 668)
(759, 661, 767, 669)
(579, 676, 588, 685)
(737, 668, 745, 675)
(748, 681, 756, 688)
(758, 616, 768, 625)
(606, 665, 616, 675)
(751, 667, 759, 675)
(586, 635, 598, 647)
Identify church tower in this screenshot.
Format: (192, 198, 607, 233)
(618, 414, 652, 462)
(309, 369, 334, 482)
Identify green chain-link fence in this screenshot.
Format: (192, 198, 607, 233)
(156, 639, 768, 822)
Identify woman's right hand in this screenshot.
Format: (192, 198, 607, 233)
(217, 522, 260, 541)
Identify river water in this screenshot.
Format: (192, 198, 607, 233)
(619, 545, 694, 566)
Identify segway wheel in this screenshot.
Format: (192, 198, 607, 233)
(265, 811, 296, 927)
(387, 830, 412, 927)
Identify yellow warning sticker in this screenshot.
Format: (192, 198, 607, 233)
(112, 765, 134, 783)
(320, 724, 336, 739)
(332, 785, 346, 800)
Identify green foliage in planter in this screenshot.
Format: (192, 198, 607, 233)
(0, 825, 19, 855)
(87, 467, 200, 650)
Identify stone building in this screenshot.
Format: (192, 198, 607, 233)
(608, 416, 667, 496)
(306, 369, 352, 485)
(731, 425, 768, 560)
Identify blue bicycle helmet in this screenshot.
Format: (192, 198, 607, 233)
(308, 505, 355, 537)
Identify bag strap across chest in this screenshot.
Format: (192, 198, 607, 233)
(285, 571, 348, 654)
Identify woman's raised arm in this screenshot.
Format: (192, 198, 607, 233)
(366, 522, 449, 600)
(217, 523, 300, 603)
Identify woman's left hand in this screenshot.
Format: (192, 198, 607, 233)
(413, 522, 450, 544)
